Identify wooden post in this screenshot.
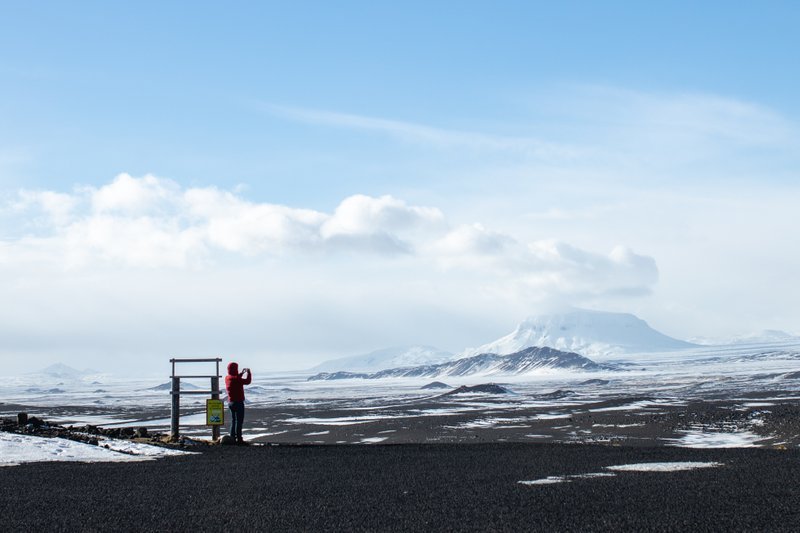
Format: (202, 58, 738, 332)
(211, 376, 220, 441)
(170, 376, 180, 439)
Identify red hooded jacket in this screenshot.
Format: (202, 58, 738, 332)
(225, 362, 252, 403)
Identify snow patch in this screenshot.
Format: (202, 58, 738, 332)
(605, 462, 722, 472)
(360, 437, 388, 444)
(666, 430, 765, 448)
(518, 476, 567, 485)
(518, 472, 616, 485)
(518, 463, 721, 487)
(0, 432, 194, 466)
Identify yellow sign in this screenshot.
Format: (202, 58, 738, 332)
(206, 399, 224, 426)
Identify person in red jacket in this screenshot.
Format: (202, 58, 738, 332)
(225, 362, 252, 444)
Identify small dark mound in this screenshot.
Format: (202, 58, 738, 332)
(421, 381, 450, 390)
(580, 379, 610, 386)
(442, 383, 511, 396)
(782, 371, 800, 380)
(537, 389, 574, 400)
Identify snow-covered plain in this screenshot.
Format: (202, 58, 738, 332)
(2, 338, 799, 450)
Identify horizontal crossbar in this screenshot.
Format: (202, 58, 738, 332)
(169, 375, 221, 379)
(170, 390, 224, 395)
(170, 358, 222, 363)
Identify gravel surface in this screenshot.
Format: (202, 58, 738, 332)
(2, 443, 799, 532)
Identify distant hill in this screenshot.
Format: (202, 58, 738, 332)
(35, 363, 94, 379)
(463, 309, 695, 358)
(692, 330, 800, 346)
(147, 381, 203, 391)
(310, 345, 453, 373)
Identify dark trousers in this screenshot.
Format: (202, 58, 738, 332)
(229, 401, 245, 439)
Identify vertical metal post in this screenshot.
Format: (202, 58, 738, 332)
(170, 376, 180, 439)
(211, 376, 220, 441)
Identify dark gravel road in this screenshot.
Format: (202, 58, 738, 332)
(2, 443, 799, 532)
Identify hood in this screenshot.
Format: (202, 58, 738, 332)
(227, 362, 239, 376)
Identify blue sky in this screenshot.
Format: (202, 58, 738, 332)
(1, 2, 799, 372)
(3, 2, 798, 199)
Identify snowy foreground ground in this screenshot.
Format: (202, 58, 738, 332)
(1, 339, 800, 465)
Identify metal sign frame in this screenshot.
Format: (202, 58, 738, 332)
(169, 358, 223, 441)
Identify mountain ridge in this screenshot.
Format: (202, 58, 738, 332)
(308, 346, 609, 380)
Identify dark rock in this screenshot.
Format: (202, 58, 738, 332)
(17, 412, 28, 426)
(580, 379, 610, 386)
(220, 435, 236, 445)
(136, 427, 148, 438)
(422, 381, 450, 390)
(441, 383, 511, 396)
(538, 389, 575, 400)
(28, 416, 43, 427)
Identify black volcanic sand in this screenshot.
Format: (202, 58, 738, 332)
(2, 443, 800, 531)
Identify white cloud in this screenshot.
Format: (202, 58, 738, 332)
(13, 189, 78, 226)
(322, 194, 444, 236)
(321, 194, 445, 254)
(1, 174, 658, 303)
(2, 175, 457, 265)
(183, 187, 327, 254)
(91, 173, 179, 214)
(434, 223, 513, 256)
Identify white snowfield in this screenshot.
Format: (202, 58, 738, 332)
(0, 432, 195, 467)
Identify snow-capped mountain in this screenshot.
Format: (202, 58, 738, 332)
(308, 346, 606, 380)
(310, 345, 453, 373)
(463, 309, 694, 358)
